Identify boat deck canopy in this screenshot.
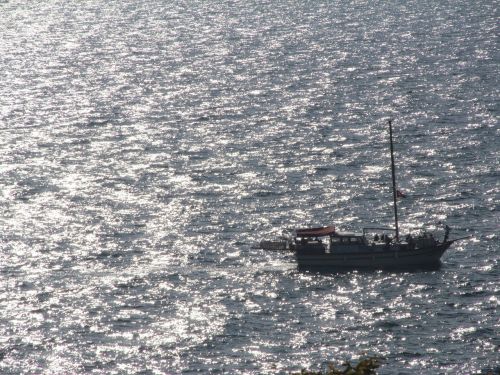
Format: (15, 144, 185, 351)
(295, 226, 336, 237)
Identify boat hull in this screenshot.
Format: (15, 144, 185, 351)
(295, 242, 452, 270)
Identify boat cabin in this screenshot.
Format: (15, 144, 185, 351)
(330, 231, 367, 246)
(293, 226, 369, 253)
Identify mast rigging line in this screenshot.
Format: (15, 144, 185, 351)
(388, 119, 400, 242)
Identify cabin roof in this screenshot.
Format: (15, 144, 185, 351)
(335, 231, 363, 237)
(295, 226, 336, 237)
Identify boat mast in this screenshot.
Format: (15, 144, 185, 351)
(388, 119, 400, 242)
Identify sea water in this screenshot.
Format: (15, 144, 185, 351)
(0, 0, 498, 373)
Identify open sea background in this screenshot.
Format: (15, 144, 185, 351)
(0, 0, 498, 374)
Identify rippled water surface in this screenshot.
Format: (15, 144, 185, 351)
(0, 0, 498, 374)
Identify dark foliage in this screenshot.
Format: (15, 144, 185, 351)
(292, 357, 381, 375)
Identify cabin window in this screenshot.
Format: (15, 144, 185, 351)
(331, 237, 361, 245)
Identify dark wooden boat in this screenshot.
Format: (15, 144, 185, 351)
(291, 225, 453, 270)
(258, 120, 467, 269)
